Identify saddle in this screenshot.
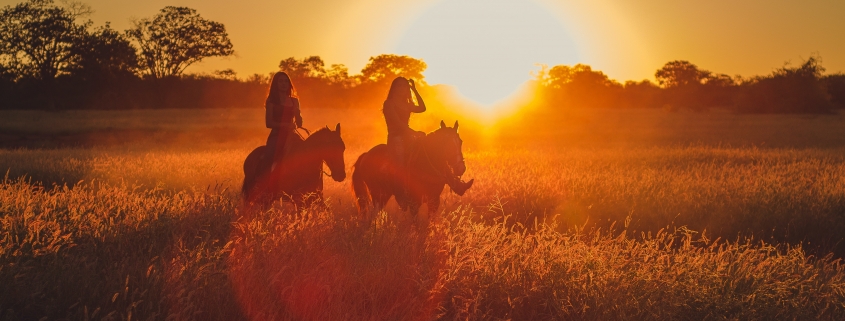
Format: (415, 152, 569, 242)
(262, 128, 303, 174)
(383, 131, 424, 173)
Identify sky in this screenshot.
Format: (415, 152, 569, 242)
(4, 0, 844, 103)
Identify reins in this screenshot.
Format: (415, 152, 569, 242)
(423, 147, 449, 179)
(321, 167, 333, 178)
(414, 136, 453, 181)
(298, 126, 335, 179)
(294, 126, 310, 140)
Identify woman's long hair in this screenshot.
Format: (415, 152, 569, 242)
(386, 77, 412, 104)
(266, 72, 298, 106)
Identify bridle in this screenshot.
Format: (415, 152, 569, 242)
(321, 167, 334, 178)
(417, 133, 462, 180)
(295, 126, 337, 179)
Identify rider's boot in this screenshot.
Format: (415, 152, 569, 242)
(448, 177, 474, 196)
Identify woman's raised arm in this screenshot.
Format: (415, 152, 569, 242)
(409, 79, 426, 113)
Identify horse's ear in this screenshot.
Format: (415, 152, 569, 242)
(454, 120, 459, 130)
(335, 123, 341, 133)
(440, 120, 446, 129)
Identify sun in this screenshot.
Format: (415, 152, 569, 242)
(395, 0, 579, 107)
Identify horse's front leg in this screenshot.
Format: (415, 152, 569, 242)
(425, 183, 448, 214)
(422, 191, 444, 231)
(406, 197, 422, 216)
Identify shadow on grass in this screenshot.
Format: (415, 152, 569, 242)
(0, 181, 244, 320)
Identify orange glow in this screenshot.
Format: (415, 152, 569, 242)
(83, 0, 844, 89)
(395, 0, 578, 107)
(411, 80, 542, 134)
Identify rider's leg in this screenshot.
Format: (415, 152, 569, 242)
(271, 129, 290, 172)
(260, 128, 279, 174)
(386, 135, 404, 171)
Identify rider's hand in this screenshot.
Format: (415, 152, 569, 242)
(295, 116, 303, 128)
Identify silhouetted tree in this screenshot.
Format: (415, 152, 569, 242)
(825, 74, 845, 109)
(654, 61, 733, 111)
(54, 23, 139, 110)
(543, 64, 618, 88)
(275, 56, 355, 108)
(0, 0, 89, 81)
(655, 61, 711, 88)
(0, 0, 93, 109)
(736, 56, 832, 113)
(126, 6, 234, 79)
(360, 54, 427, 84)
(279, 56, 322, 78)
(700, 73, 737, 108)
(212, 68, 237, 80)
(621, 80, 662, 108)
(67, 23, 138, 81)
(537, 64, 623, 108)
(325, 63, 352, 87)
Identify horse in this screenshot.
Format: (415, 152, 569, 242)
(242, 124, 346, 209)
(352, 120, 471, 218)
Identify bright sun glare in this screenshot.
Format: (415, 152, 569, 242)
(396, 0, 578, 107)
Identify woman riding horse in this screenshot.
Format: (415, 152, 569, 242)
(382, 77, 473, 195)
(261, 72, 303, 175)
(242, 125, 346, 208)
(353, 120, 471, 215)
(242, 72, 347, 208)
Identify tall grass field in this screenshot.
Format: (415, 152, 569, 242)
(2, 108, 845, 320)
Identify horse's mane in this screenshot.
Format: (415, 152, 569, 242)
(314, 127, 333, 135)
(307, 127, 333, 139)
(412, 127, 459, 164)
(425, 126, 457, 140)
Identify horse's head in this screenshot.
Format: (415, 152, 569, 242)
(432, 120, 467, 176)
(307, 124, 346, 182)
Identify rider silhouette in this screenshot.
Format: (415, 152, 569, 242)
(382, 77, 473, 195)
(261, 72, 303, 175)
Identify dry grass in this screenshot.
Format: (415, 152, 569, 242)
(2, 177, 844, 320)
(3, 144, 843, 250)
(2, 108, 845, 319)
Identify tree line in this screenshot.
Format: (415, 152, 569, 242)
(535, 56, 845, 113)
(0, 0, 433, 110)
(1, 0, 843, 113)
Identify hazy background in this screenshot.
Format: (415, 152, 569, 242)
(7, 0, 839, 83)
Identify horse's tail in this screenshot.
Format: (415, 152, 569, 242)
(242, 162, 253, 196)
(352, 152, 371, 214)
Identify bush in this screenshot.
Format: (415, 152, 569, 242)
(736, 57, 833, 113)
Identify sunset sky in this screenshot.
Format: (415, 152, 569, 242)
(7, 0, 843, 104)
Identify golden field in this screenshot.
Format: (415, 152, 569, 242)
(2, 107, 845, 320)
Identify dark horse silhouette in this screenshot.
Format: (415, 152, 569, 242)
(242, 124, 346, 208)
(352, 120, 469, 217)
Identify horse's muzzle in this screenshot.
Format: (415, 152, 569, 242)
(332, 171, 346, 182)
